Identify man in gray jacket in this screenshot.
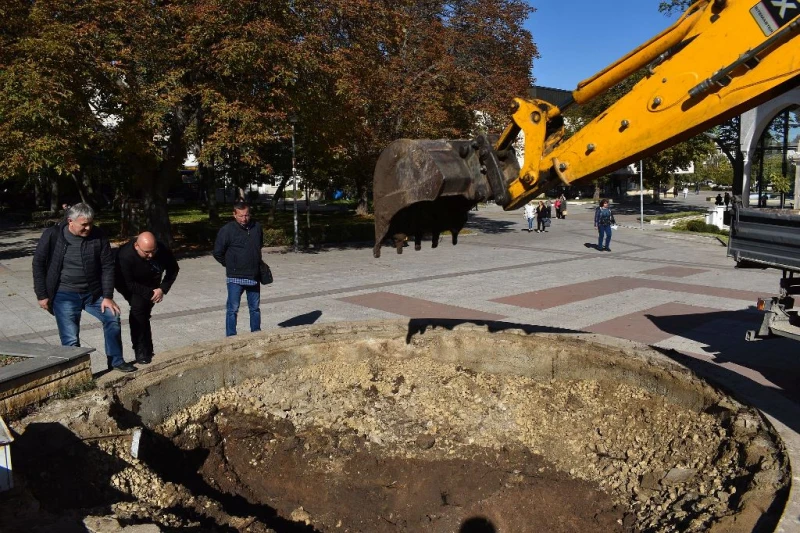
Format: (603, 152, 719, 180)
(213, 201, 263, 336)
(32, 203, 133, 372)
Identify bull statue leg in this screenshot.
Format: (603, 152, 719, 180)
(394, 234, 406, 254)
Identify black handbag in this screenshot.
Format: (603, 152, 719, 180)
(259, 261, 273, 285)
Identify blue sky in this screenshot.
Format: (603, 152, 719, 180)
(524, 1, 681, 90)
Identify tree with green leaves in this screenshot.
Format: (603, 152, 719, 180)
(694, 151, 734, 186)
(0, 0, 121, 211)
(658, 0, 693, 16)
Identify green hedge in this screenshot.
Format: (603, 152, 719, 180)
(262, 221, 374, 247)
(685, 219, 720, 233)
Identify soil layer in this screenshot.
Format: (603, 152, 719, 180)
(181, 407, 626, 532)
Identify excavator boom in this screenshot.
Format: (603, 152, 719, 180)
(373, 0, 800, 257)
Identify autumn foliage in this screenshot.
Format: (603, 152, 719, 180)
(0, 0, 537, 238)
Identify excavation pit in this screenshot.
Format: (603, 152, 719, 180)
(3, 321, 790, 532)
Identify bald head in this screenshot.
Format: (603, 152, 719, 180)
(134, 232, 157, 259)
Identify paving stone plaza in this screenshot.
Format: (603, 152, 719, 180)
(1, 195, 799, 528)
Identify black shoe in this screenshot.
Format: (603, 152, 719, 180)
(604, 247, 611, 252)
(135, 355, 151, 365)
(114, 362, 137, 373)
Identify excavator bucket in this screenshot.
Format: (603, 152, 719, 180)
(372, 137, 518, 258)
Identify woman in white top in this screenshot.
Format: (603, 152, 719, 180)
(523, 201, 536, 232)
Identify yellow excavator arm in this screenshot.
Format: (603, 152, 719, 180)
(372, 0, 800, 257)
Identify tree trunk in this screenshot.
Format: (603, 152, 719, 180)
(268, 175, 289, 224)
(143, 185, 172, 247)
(34, 174, 44, 209)
(70, 173, 99, 209)
(355, 176, 369, 216)
(128, 139, 183, 247)
(49, 174, 59, 214)
(593, 181, 600, 202)
(200, 160, 219, 221)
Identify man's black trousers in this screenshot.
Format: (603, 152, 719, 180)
(129, 293, 155, 359)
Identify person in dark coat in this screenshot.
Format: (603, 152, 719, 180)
(594, 198, 616, 251)
(32, 203, 131, 372)
(213, 201, 264, 336)
(535, 200, 546, 233)
(115, 231, 180, 364)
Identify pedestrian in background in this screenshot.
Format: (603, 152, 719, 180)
(594, 199, 615, 252)
(523, 201, 535, 232)
(32, 203, 131, 372)
(213, 201, 264, 337)
(559, 194, 568, 219)
(535, 200, 547, 233)
(543, 200, 552, 231)
(115, 231, 180, 365)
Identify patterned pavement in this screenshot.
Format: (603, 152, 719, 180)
(2, 198, 800, 528)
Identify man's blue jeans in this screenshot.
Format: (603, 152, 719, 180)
(598, 225, 612, 249)
(527, 218, 533, 230)
(52, 291, 124, 368)
(226, 282, 261, 336)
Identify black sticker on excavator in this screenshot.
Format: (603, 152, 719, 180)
(750, 0, 798, 36)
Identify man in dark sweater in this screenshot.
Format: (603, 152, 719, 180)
(116, 231, 180, 364)
(32, 203, 132, 372)
(213, 201, 263, 336)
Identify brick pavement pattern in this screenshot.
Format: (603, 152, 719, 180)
(0, 199, 796, 403)
(3, 198, 800, 530)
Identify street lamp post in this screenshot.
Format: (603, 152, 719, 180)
(306, 180, 310, 232)
(639, 160, 644, 230)
(290, 115, 298, 252)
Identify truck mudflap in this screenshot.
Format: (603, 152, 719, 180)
(729, 202, 800, 272)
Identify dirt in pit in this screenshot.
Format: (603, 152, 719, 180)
(176, 407, 627, 532)
(0, 347, 789, 533)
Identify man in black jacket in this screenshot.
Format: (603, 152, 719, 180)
(116, 231, 180, 364)
(32, 203, 132, 372)
(213, 201, 263, 336)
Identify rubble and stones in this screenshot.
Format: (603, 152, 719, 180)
(0, 327, 789, 532)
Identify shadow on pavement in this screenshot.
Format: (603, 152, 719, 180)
(645, 310, 800, 403)
(644, 309, 800, 434)
(465, 212, 518, 235)
(652, 346, 800, 437)
(610, 198, 706, 217)
(0, 236, 40, 261)
(405, 318, 582, 344)
(278, 310, 322, 327)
